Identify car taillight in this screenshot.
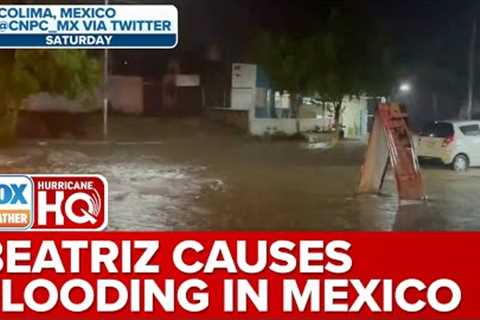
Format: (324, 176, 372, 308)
(442, 135, 455, 147)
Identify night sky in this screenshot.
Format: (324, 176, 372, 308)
(111, 0, 480, 124)
(221, 0, 479, 64)
(109, 1, 474, 54)
(195, 0, 480, 123)
(117, 0, 479, 68)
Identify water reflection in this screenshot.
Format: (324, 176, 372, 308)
(393, 201, 447, 231)
(2, 117, 480, 231)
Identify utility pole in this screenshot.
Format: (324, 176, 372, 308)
(102, 0, 138, 137)
(103, 0, 109, 138)
(467, 19, 477, 120)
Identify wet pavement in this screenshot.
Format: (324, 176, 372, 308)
(2, 117, 480, 231)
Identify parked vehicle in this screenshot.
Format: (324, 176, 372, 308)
(415, 120, 480, 172)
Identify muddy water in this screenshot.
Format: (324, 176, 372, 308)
(3, 117, 480, 231)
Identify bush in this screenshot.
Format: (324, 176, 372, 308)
(0, 109, 17, 146)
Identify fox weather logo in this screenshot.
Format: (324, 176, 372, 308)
(0, 175, 34, 230)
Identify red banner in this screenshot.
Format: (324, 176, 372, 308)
(0, 232, 476, 319)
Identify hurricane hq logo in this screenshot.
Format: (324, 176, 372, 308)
(32, 175, 108, 231)
(66, 188, 103, 225)
(0, 175, 107, 231)
(0, 175, 34, 230)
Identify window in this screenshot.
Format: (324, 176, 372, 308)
(435, 123, 454, 138)
(421, 122, 454, 138)
(421, 122, 436, 137)
(460, 124, 480, 136)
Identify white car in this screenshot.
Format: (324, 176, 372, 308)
(416, 120, 480, 172)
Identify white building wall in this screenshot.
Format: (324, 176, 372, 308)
(232, 63, 257, 88)
(299, 118, 333, 132)
(341, 96, 369, 138)
(249, 118, 331, 136)
(231, 88, 255, 111)
(250, 119, 297, 136)
(231, 63, 258, 111)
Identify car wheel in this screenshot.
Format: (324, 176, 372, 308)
(452, 154, 469, 172)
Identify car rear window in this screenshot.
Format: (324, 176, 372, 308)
(422, 122, 454, 138)
(422, 122, 436, 137)
(460, 124, 480, 136)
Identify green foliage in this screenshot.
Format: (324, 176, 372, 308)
(0, 1, 100, 144)
(0, 49, 100, 144)
(251, 7, 396, 104)
(252, 32, 309, 93)
(12, 50, 100, 103)
(0, 48, 100, 112)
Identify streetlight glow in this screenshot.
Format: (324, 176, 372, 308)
(399, 83, 411, 93)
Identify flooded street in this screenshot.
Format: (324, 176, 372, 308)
(2, 117, 480, 231)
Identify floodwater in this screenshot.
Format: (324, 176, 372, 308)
(2, 117, 480, 231)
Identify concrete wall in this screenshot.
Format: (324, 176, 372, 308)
(207, 107, 332, 136)
(22, 91, 101, 113)
(299, 118, 333, 132)
(176, 74, 200, 87)
(207, 108, 249, 132)
(22, 75, 144, 115)
(250, 118, 330, 136)
(109, 75, 144, 114)
(250, 119, 297, 136)
(208, 81, 366, 137)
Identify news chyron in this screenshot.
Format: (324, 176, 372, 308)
(0, 5, 178, 49)
(0, 175, 108, 231)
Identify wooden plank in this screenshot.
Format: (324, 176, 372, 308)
(359, 103, 426, 201)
